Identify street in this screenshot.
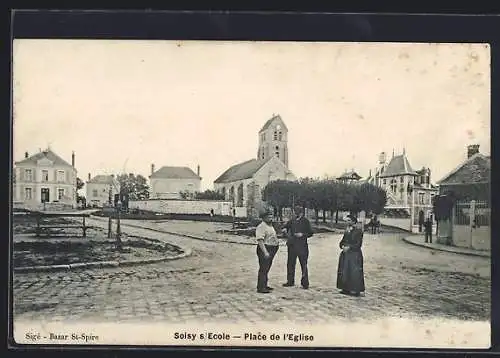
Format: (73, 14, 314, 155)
(13, 218, 490, 324)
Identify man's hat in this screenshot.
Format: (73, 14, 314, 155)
(259, 207, 273, 218)
(346, 214, 358, 224)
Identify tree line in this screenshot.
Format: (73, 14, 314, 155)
(262, 179, 387, 224)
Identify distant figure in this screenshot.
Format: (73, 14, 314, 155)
(210, 209, 214, 219)
(336, 215, 365, 297)
(281, 206, 314, 289)
(424, 216, 433, 243)
(418, 210, 425, 233)
(370, 214, 379, 234)
(255, 207, 279, 294)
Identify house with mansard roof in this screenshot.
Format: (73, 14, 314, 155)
(214, 114, 296, 218)
(13, 148, 78, 210)
(149, 164, 202, 199)
(366, 149, 438, 221)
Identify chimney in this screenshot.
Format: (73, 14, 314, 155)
(71, 151, 75, 167)
(151, 163, 155, 175)
(88, 173, 91, 181)
(197, 164, 200, 177)
(24, 151, 29, 158)
(111, 174, 114, 179)
(467, 144, 480, 158)
(378, 152, 386, 164)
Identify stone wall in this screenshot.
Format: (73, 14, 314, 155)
(129, 199, 233, 216)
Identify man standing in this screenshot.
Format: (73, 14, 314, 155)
(424, 215, 433, 243)
(255, 207, 280, 294)
(282, 206, 314, 289)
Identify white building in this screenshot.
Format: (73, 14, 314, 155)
(13, 148, 77, 210)
(86, 174, 120, 208)
(149, 164, 202, 199)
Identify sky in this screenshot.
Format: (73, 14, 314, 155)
(13, 40, 490, 192)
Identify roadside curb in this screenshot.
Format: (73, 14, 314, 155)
(14, 247, 193, 273)
(402, 236, 490, 258)
(125, 223, 256, 245)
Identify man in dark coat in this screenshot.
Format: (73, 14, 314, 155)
(424, 215, 433, 243)
(281, 206, 314, 289)
(336, 214, 365, 297)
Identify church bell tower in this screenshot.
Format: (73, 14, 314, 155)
(257, 114, 289, 168)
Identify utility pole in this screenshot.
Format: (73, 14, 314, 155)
(107, 183, 113, 238)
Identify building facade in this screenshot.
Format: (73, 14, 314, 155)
(86, 173, 121, 208)
(149, 164, 202, 199)
(365, 149, 438, 231)
(215, 114, 296, 218)
(13, 148, 78, 210)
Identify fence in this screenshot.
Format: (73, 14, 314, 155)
(452, 200, 490, 251)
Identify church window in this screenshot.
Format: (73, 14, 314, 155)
(400, 176, 404, 183)
(278, 131, 282, 140)
(275, 146, 280, 158)
(273, 131, 278, 140)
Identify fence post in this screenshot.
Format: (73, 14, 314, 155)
(470, 200, 476, 249)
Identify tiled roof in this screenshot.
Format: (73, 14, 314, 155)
(259, 114, 288, 133)
(15, 149, 73, 167)
(214, 158, 270, 184)
(150, 166, 201, 180)
(88, 175, 119, 185)
(437, 153, 490, 185)
(379, 154, 417, 178)
(338, 170, 362, 180)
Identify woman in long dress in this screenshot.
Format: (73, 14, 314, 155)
(336, 215, 365, 296)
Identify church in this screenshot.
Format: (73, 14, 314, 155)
(214, 114, 297, 218)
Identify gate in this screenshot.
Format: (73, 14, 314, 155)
(452, 200, 490, 250)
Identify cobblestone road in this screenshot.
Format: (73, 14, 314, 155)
(13, 217, 490, 324)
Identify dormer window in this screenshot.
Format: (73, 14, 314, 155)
(42, 170, 49, 182)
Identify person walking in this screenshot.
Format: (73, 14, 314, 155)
(336, 214, 365, 297)
(282, 206, 314, 289)
(255, 207, 280, 294)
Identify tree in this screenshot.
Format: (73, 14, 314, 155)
(116, 173, 150, 200)
(195, 190, 225, 200)
(76, 177, 85, 191)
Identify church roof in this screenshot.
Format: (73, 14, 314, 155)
(259, 114, 288, 133)
(379, 154, 417, 178)
(15, 149, 73, 168)
(214, 158, 271, 184)
(150, 166, 201, 180)
(437, 153, 490, 186)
